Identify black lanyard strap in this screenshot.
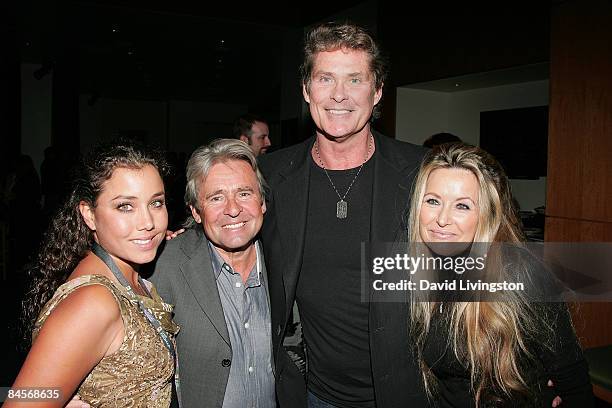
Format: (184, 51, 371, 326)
(91, 242, 176, 359)
(91, 242, 183, 406)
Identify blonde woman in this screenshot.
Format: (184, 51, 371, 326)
(408, 143, 593, 406)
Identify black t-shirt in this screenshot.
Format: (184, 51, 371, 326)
(297, 155, 375, 407)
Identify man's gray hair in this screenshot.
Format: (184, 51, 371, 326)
(183, 138, 268, 227)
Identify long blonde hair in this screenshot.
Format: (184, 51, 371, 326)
(408, 143, 538, 405)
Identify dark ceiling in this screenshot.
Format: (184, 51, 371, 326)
(17, 0, 367, 112)
(16, 1, 554, 118)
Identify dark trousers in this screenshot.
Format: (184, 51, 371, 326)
(307, 391, 341, 408)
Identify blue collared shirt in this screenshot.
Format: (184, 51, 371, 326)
(209, 241, 276, 408)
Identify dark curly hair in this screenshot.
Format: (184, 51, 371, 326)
(21, 138, 169, 342)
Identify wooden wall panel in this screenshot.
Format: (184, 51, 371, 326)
(546, 0, 612, 222)
(547, 0, 612, 351)
(545, 217, 612, 242)
(569, 302, 612, 349)
(545, 217, 612, 348)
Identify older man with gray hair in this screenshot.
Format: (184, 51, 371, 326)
(150, 139, 275, 408)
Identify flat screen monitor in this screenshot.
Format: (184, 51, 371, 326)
(480, 105, 548, 180)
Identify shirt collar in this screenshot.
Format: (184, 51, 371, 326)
(207, 240, 262, 284)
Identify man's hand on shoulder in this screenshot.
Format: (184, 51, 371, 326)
(165, 228, 185, 240)
(548, 380, 562, 407)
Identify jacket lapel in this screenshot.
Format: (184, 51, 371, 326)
(179, 232, 231, 347)
(370, 132, 414, 244)
(272, 139, 312, 314)
(369, 132, 420, 304)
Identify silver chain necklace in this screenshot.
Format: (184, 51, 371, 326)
(314, 134, 373, 219)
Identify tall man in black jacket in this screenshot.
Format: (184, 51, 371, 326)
(259, 22, 428, 408)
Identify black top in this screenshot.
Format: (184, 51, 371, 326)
(258, 133, 429, 408)
(423, 302, 594, 407)
(297, 155, 375, 407)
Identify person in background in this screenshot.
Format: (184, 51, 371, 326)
(233, 113, 271, 156)
(407, 143, 593, 406)
(6, 154, 43, 270)
(422, 132, 462, 148)
(5, 139, 178, 408)
(40, 146, 67, 224)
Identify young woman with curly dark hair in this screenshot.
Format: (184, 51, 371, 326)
(6, 139, 178, 408)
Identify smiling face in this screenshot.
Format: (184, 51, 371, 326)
(419, 168, 480, 245)
(303, 48, 382, 141)
(191, 159, 266, 257)
(80, 165, 168, 267)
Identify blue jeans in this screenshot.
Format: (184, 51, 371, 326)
(307, 391, 341, 408)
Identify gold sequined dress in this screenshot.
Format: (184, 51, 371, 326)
(34, 274, 179, 408)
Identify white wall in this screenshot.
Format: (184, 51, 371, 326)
(446, 80, 549, 146)
(508, 177, 547, 212)
(21, 63, 53, 176)
(395, 89, 451, 145)
(395, 80, 549, 211)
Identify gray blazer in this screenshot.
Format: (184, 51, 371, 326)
(149, 228, 232, 408)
